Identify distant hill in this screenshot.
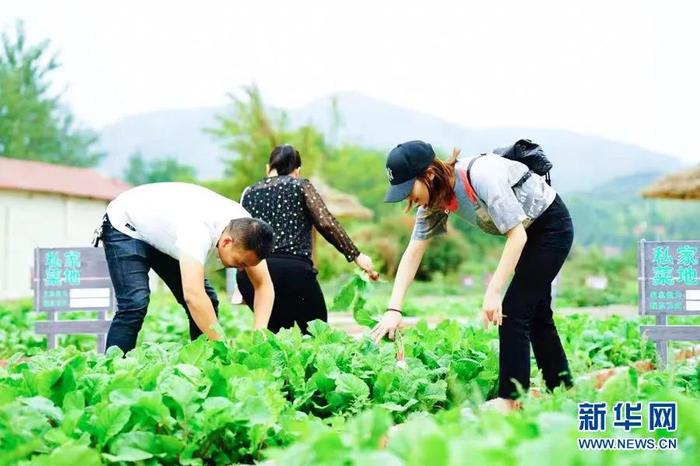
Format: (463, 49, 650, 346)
(564, 169, 699, 247)
(573, 171, 665, 198)
(97, 107, 226, 179)
(97, 92, 684, 192)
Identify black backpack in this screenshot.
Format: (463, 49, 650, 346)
(492, 139, 553, 185)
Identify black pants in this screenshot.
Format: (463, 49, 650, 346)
(498, 194, 574, 399)
(101, 217, 219, 354)
(236, 254, 327, 334)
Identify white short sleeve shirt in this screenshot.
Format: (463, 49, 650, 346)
(106, 182, 250, 271)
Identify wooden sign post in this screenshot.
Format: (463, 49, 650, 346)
(638, 239, 700, 367)
(33, 247, 115, 352)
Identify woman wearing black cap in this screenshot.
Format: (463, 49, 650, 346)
(371, 140, 574, 412)
(236, 144, 379, 334)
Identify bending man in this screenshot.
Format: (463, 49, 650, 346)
(97, 182, 275, 354)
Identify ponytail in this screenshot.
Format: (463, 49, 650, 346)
(269, 144, 302, 175)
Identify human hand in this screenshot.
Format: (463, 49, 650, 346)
(355, 253, 380, 281)
(482, 289, 505, 329)
(370, 310, 402, 343)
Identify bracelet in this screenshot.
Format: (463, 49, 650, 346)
(387, 308, 403, 315)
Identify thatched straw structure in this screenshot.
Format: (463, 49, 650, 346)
(642, 166, 700, 200)
(309, 177, 374, 220)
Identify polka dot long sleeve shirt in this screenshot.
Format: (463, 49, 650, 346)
(241, 176, 360, 262)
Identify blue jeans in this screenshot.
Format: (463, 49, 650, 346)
(101, 216, 219, 354)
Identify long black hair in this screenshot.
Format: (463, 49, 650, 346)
(269, 144, 302, 175)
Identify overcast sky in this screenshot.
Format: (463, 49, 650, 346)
(2, 0, 699, 163)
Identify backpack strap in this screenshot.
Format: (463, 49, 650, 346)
(459, 154, 534, 207)
(512, 170, 533, 189)
(458, 155, 485, 207)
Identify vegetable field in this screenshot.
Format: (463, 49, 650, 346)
(0, 278, 699, 465)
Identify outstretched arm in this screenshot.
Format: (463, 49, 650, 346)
(301, 179, 361, 262)
(302, 179, 378, 279)
(245, 260, 275, 330)
(371, 238, 430, 343)
(482, 223, 527, 328)
(180, 255, 222, 340)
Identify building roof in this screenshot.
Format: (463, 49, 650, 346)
(0, 157, 131, 201)
(309, 176, 373, 220)
(642, 165, 700, 201)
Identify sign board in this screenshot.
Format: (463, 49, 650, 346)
(33, 247, 114, 352)
(638, 240, 700, 367)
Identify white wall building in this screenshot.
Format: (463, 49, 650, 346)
(0, 157, 130, 300)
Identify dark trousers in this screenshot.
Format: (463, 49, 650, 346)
(101, 217, 219, 354)
(236, 254, 327, 334)
(498, 194, 574, 399)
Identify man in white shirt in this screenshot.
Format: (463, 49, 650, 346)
(98, 182, 275, 354)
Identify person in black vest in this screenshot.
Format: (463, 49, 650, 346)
(236, 144, 379, 333)
(371, 140, 574, 412)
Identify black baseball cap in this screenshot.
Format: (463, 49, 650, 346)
(384, 140, 435, 202)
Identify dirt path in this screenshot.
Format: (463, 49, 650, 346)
(557, 304, 637, 318)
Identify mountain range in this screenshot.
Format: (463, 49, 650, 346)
(97, 92, 684, 193)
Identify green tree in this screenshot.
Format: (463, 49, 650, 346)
(0, 21, 102, 166)
(205, 85, 329, 199)
(123, 152, 197, 185)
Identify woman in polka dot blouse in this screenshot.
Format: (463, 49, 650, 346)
(236, 144, 379, 333)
